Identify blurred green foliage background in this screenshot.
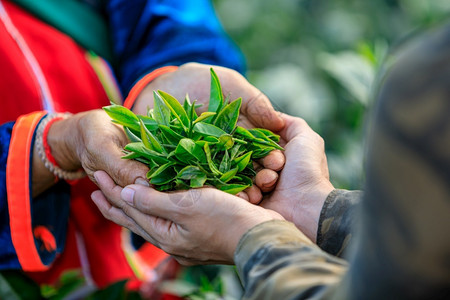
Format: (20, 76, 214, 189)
(214, 0, 450, 189)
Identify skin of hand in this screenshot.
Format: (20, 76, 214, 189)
(31, 109, 149, 197)
(134, 62, 286, 201)
(91, 170, 284, 265)
(259, 113, 334, 242)
(134, 62, 285, 132)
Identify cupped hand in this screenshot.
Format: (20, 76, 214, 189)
(48, 110, 149, 187)
(259, 113, 334, 242)
(134, 62, 285, 132)
(91, 170, 283, 265)
(133, 63, 286, 200)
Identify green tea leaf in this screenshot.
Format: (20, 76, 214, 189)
(219, 167, 238, 183)
(175, 138, 206, 162)
(193, 122, 227, 138)
(124, 127, 141, 143)
(153, 91, 171, 126)
(159, 125, 184, 145)
(138, 115, 159, 131)
(218, 183, 249, 194)
(214, 98, 242, 133)
(193, 112, 216, 124)
(124, 142, 169, 164)
(103, 105, 140, 131)
(208, 68, 224, 114)
(219, 149, 230, 173)
(232, 151, 253, 172)
(250, 128, 280, 143)
(218, 134, 234, 149)
(178, 166, 208, 188)
(149, 162, 176, 185)
(249, 128, 282, 149)
(188, 97, 198, 122)
(234, 126, 255, 139)
(139, 120, 165, 153)
(177, 166, 203, 180)
(190, 174, 207, 188)
(183, 94, 192, 114)
(250, 143, 276, 159)
(229, 144, 243, 161)
(233, 174, 253, 185)
(236, 126, 283, 150)
(204, 143, 221, 176)
(158, 90, 190, 129)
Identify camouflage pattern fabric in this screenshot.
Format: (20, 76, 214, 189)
(234, 23, 450, 300)
(317, 189, 362, 258)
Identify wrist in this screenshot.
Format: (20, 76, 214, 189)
(46, 115, 82, 171)
(227, 208, 284, 262)
(291, 180, 334, 243)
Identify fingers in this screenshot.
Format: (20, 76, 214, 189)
(93, 171, 126, 208)
(251, 150, 285, 194)
(244, 185, 262, 204)
(91, 189, 157, 244)
(255, 169, 279, 193)
(260, 150, 285, 171)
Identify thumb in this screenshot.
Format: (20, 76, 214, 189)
(277, 113, 311, 142)
(241, 91, 285, 131)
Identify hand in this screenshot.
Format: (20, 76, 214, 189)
(33, 110, 149, 195)
(258, 113, 334, 242)
(134, 63, 286, 202)
(134, 62, 285, 132)
(91, 170, 283, 265)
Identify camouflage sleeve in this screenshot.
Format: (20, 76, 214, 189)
(316, 189, 362, 258)
(234, 220, 348, 300)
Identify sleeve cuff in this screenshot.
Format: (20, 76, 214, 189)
(234, 220, 314, 282)
(317, 189, 362, 258)
(123, 66, 178, 109)
(6, 111, 49, 271)
(6, 112, 71, 271)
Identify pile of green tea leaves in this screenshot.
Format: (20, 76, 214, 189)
(103, 69, 283, 194)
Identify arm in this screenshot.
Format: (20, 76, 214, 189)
(0, 110, 149, 272)
(106, 0, 244, 94)
(317, 189, 362, 257)
(235, 221, 347, 300)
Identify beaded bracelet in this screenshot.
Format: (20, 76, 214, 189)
(35, 113, 86, 181)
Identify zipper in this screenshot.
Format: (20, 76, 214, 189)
(0, 0, 55, 113)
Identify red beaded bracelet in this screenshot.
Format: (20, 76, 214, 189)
(35, 113, 86, 181)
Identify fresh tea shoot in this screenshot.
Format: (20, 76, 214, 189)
(103, 68, 283, 194)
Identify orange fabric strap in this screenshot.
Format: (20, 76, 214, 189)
(123, 66, 178, 109)
(6, 111, 48, 271)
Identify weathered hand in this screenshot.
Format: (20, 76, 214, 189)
(134, 62, 285, 132)
(91, 170, 283, 265)
(259, 113, 334, 242)
(48, 110, 149, 187)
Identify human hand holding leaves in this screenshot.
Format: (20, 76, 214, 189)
(103, 68, 283, 195)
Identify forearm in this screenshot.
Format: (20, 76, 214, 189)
(235, 220, 348, 300)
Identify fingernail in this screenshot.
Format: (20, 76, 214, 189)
(121, 187, 135, 206)
(135, 177, 149, 187)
